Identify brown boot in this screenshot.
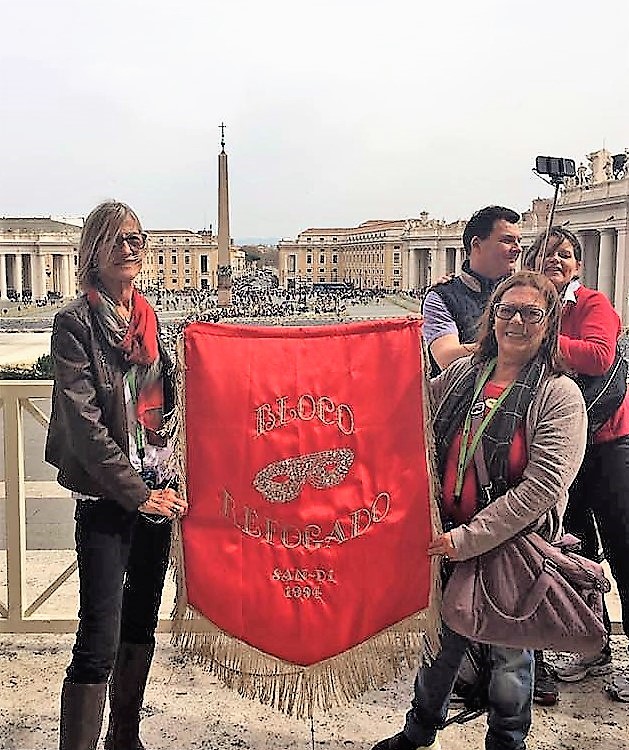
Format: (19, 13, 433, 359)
(59, 681, 107, 750)
(104, 642, 155, 750)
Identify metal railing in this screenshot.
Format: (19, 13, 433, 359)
(0, 380, 177, 633)
(0, 380, 622, 635)
(0, 380, 79, 632)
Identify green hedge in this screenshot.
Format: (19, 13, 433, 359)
(0, 354, 54, 380)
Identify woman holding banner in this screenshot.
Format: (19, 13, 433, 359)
(46, 201, 187, 750)
(525, 228, 629, 700)
(372, 271, 587, 750)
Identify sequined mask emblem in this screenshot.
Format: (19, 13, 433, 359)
(253, 448, 355, 504)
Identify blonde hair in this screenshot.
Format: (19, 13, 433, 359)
(77, 201, 142, 290)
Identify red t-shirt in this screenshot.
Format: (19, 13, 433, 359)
(441, 382, 527, 525)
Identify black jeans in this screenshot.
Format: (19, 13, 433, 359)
(563, 435, 629, 638)
(66, 498, 172, 684)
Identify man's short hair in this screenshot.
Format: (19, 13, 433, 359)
(462, 206, 521, 255)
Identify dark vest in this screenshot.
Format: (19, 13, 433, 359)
(428, 261, 501, 375)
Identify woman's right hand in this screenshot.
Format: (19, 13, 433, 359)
(138, 488, 188, 519)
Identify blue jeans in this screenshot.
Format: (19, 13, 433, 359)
(66, 498, 172, 684)
(404, 624, 533, 750)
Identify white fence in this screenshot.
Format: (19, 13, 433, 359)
(0, 380, 622, 635)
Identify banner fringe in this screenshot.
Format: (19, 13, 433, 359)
(169, 579, 441, 718)
(169, 322, 445, 718)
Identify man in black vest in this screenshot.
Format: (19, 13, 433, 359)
(423, 205, 521, 375)
(422, 204, 559, 707)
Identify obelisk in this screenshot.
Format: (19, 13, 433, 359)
(217, 123, 232, 307)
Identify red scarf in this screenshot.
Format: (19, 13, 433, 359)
(87, 286, 164, 433)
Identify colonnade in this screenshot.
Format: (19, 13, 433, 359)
(0, 252, 75, 300)
(406, 230, 629, 323)
(577, 228, 628, 318)
(406, 246, 466, 290)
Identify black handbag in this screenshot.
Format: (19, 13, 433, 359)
(575, 346, 627, 438)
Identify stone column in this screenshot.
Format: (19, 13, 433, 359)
(581, 232, 599, 289)
(613, 229, 625, 315)
(616, 229, 629, 323)
(67, 254, 76, 296)
(32, 254, 47, 300)
(598, 229, 615, 301)
(431, 247, 445, 282)
(14, 254, 23, 299)
(454, 248, 463, 275)
(401, 249, 410, 290)
(0, 254, 7, 299)
(408, 249, 419, 290)
(60, 254, 71, 297)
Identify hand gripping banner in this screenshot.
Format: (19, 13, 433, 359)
(170, 317, 441, 717)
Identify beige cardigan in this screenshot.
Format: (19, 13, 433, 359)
(431, 357, 588, 561)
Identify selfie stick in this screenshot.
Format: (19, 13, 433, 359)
(535, 175, 563, 273)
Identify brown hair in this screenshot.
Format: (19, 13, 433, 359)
(475, 270, 563, 374)
(523, 226, 583, 271)
(77, 201, 142, 290)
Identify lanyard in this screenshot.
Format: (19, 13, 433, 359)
(126, 367, 145, 467)
(453, 358, 514, 499)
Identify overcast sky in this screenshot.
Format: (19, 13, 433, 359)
(2, 0, 628, 240)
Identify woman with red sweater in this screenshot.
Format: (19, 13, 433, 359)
(527, 227, 629, 701)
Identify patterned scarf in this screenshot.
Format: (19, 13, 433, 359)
(87, 285, 164, 433)
(432, 357, 546, 495)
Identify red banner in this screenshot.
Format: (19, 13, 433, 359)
(174, 318, 439, 711)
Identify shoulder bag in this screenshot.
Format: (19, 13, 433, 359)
(441, 410, 611, 654)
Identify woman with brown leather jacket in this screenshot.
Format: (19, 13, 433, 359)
(46, 201, 188, 750)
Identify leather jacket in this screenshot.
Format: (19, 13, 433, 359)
(45, 296, 175, 512)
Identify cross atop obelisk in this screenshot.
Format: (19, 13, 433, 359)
(217, 123, 232, 306)
(220, 122, 226, 153)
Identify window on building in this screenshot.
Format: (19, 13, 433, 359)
(318, 276, 325, 282)
(159, 238, 164, 243)
(185, 256, 190, 265)
(319, 254, 325, 263)
(201, 278, 208, 289)
(393, 252, 400, 263)
(393, 269, 400, 275)
(172, 238, 177, 243)
(158, 255, 164, 265)
(288, 254, 296, 272)
(332, 254, 338, 263)
(200, 255, 208, 273)
(307, 254, 312, 264)
(393, 280, 400, 287)
(171, 256, 177, 264)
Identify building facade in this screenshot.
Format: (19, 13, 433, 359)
(279, 148, 629, 321)
(138, 229, 245, 292)
(554, 147, 629, 320)
(0, 218, 79, 300)
(279, 205, 548, 292)
(0, 219, 245, 299)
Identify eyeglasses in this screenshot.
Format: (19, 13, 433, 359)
(493, 302, 548, 324)
(113, 232, 148, 251)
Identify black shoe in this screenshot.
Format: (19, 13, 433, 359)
(533, 652, 559, 706)
(371, 733, 418, 750)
